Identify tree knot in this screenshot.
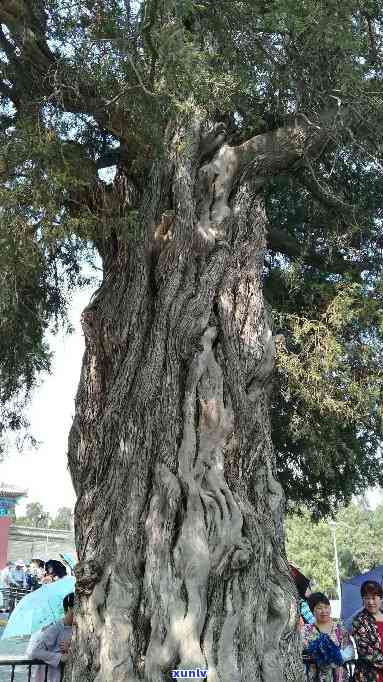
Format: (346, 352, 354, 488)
(231, 539, 253, 571)
(154, 210, 175, 243)
(74, 559, 103, 596)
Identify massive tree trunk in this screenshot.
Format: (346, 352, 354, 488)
(67, 118, 304, 682)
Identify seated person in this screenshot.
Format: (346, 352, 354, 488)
(27, 592, 74, 682)
(303, 592, 354, 682)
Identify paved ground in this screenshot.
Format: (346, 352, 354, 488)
(0, 622, 30, 682)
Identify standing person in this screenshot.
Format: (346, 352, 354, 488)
(10, 560, 26, 587)
(0, 561, 13, 587)
(352, 580, 383, 682)
(28, 559, 45, 590)
(26, 592, 74, 682)
(0, 562, 13, 611)
(303, 592, 354, 682)
(24, 564, 32, 590)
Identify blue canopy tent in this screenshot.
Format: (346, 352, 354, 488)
(341, 565, 383, 630)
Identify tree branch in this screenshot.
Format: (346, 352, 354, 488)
(141, 0, 159, 86)
(296, 165, 354, 215)
(200, 112, 337, 232)
(200, 107, 359, 238)
(267, 226, 372, 274)
(0, 3, 135, 141)
(235, 110, 340, 178)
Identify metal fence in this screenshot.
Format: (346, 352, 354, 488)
(0, 589, 65, 681)
(0, 656, 65, 682)
(0, 657, 48, 682)
(0, 587, 30, 614)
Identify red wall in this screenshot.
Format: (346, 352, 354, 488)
(0, 517, 11, 569)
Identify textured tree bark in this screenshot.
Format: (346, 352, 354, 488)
(67, 118, 304, 682)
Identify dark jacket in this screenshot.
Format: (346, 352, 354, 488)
(352, 608, 383, 682)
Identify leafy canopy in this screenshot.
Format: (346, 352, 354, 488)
(15, 501, 73, 530)
(0, 0, 383, 516)
(286, 501, 383, 597)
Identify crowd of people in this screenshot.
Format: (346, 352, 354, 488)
(0, 558, 70, 593)
(22, 568, 383, 682)
(293, 565, 383, 682)
(3, 558, 383, 681)
(0, 557, 74, 681)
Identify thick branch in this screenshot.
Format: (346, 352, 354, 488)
(196, 107, 356, 245)
(235, 111, 339, 178)
(141, 0, 159, 85)
(296, 166, 354, 214)
(0, 3, 133, 139)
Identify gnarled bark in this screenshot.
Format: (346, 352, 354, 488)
(67, 119, 303, 682)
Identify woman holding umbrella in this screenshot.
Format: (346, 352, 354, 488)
(27, 592, 74, 682)
(290, 564, 315, 626)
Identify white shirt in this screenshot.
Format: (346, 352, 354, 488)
(27, 620, 72, 682)
(0, 566, 11, 587)
(10, 567, 26, 587)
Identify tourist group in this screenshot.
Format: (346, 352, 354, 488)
(293, 564, 383, 681)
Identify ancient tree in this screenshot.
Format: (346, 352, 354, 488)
(1, 1, 383, 680)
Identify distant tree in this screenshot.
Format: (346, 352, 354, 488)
(15, 501, 51, 528)
(286, 512, 337, 597)
(286, 502, 383, 597)
(52, 506, 73, 530)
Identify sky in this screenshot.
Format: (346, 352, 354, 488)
(0, 285, 96, 517)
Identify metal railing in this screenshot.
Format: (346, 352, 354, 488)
(0, 655, 64, 681)
(0, 655, 369, 682)
(0, 587, 31, 613)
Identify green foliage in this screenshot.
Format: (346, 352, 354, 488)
(265, 167, 383, 516)
(16, 502, 50, 528)
(52, 506, 73, 530)
(15, 502, 73, 529)
(273, 280, 383, 517)
(286, 502, 383, 598)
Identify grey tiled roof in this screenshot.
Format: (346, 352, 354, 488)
(0, 482, 27, 497)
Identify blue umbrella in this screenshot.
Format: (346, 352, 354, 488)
(59, 553, 76, 571)
(341, 565, 383, 631)
(2, 576, 75, 639)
